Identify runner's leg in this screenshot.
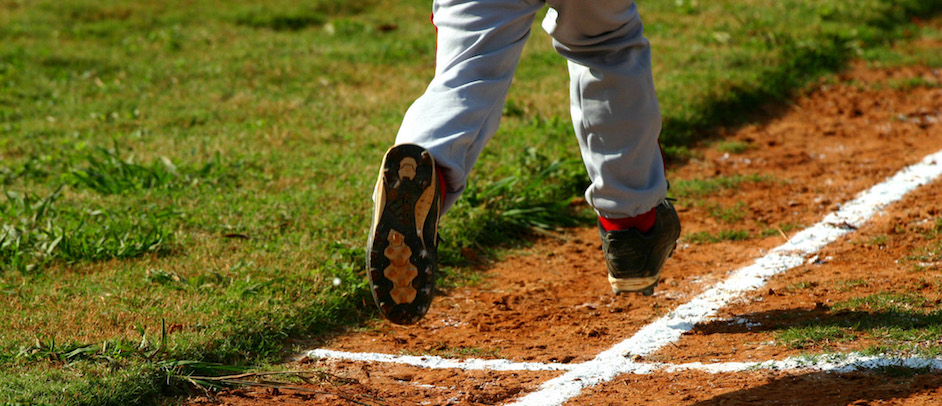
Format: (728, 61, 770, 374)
(395, 0, 545, 214)
(543, 0, 666, 219)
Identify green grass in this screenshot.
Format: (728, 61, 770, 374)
(669, 174, 775, 199)
(777, 325, 854, 349)
(1, 187, 173, 272)
(834, 278, 870, 292)
(759, 222, 803, 238)
(685, 229, 751, 244)
(1, 0, 942, 404)
(714, 140, 751, 154)
(784, 281, 818, 292)
(707, 201, 749, 224)
(774, 292, 942, 356)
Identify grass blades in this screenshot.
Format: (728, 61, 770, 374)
(1, 0, 941, 404)
(67, 146, 239, 194)
(774, 292, 942, 356)
(0, 187, 173, 273)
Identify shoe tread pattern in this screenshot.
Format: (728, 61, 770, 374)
(367, 144, 440, 325)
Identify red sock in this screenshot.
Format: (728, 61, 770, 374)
(435, 166, 447, 201)
(599, 207, 657, 233)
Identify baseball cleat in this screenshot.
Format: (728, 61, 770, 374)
(600, 200, 681, 296)
(367, 144, 442, 325)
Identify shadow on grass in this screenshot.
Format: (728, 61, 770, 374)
(661, 0, 942, 159)
(691, 306, 942, 336)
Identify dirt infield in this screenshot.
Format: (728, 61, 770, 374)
(189, 64, 942, 405)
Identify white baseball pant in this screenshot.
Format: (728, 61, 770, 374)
(394, 0, 666, 219)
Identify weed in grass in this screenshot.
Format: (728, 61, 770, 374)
(784, 281, 819, 292)
(834, 278, 869, 292)
(0, 187, 174, 273)
(57, 212, 173, 262)
(707, 201, 748, 223)
(685, 229, 750, 244)
(798, 292, 942, 356)
(67, 146, 240, 195)
(833, 292, 929, 312)
(662, 144, 698, 163)
(714, 140, 750, 154)
(887, 77, 942, 90)
(444, 148, 591, 255)
(0, 154, 59, 185)
(869, 235, 889, 247)
(776, 325, 854, 349)
(0, 187, 63, 272)
(903, 235, 942, 269)
(669, 174, 774, 199)
(760, 222, 803, 238)
(776, 304, 942, 356)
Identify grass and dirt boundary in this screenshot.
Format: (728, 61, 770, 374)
(0, 0, 940, 404)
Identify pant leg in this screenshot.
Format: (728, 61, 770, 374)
(543, 0, 666, 219)
(395, 0, 545, 215)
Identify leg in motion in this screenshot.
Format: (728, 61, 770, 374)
(544, 0, 681, 295)
(368, 0, 543, 324)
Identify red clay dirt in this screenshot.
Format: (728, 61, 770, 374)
(188, 64, 942, 405)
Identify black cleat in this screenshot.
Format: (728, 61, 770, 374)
(367, 144, 442, 325)
(600, 200, 681, 296)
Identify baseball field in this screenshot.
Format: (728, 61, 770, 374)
(1, 0, 941, 405)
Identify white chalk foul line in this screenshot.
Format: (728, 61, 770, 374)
(307, 349, 576, 372)
(305, 149, 942, 405)
(307, 349, 942, 375)
(507, 150, 942, 405)
(664, 353, 942, 374)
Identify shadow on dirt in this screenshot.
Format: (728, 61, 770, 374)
(691, 369, 942, 406)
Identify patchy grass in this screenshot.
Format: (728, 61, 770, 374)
(776, 325, 855, 350)
(2, 0, 942, 404)
(774, 292, 942, 356)
(706, 201, 749, 224)
(760, 222, 803, 238)
(669, 174, 775, 199)
(714, 140, 751, 154)
(833, 292, 930, 312)
(834, 278, 870, 292)
(685, 229, 751, 244)
(0, 187, 173, 272)
(784, 281, 819, 292)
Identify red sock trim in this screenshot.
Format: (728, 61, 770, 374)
(435, 166, 447, 202)
(599, 207, 656, 233)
